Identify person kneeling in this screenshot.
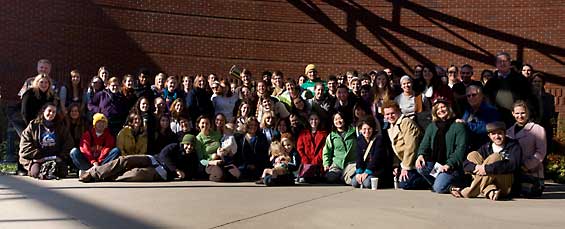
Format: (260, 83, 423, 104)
(79, 134, 200, 182)
(451, 122, 521, 200)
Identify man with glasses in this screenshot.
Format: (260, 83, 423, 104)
(483, 52, 537, 126)
(271, 71, 285, 97)
(456, 85, 500, 150)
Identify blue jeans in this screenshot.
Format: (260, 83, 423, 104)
(416, 162, 458, 193)
(70, 147, 121, 170)
(351, 174, 374, 188)
(398, 169, 429, 190)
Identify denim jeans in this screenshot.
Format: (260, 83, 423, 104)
(351, 174, 374, 188)
(416, 161, 458, 193)
(70, 147, 121, 170)
(398, 169, 429, 190)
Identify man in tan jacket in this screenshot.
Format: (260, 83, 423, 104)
(383, 101, 427, 189)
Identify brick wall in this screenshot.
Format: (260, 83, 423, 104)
(1, 0, 564, 115)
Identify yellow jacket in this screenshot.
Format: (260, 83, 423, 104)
(116, 126, 148, 156)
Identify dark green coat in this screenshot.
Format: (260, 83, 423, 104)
(417, 122, 468, 170)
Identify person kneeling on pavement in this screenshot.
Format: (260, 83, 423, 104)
(79, 134, 200, 182)
(451, 122, 521, 200)
(70, 113, 120, 175)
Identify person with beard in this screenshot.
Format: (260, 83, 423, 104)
(88, 77, 128, 136)
(415, 99, 469, 193)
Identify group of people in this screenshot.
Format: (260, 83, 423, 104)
(17, 51, 554, 200)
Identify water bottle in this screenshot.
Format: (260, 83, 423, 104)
(393, 176, 399, 190)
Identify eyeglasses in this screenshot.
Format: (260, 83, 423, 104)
(466, 93, 478, 98)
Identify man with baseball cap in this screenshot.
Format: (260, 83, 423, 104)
(451, 121, 522, 200)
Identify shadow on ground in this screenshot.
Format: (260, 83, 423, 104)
(1, 175, 158, 228)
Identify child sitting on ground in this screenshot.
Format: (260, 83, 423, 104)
(256, 140, 297, 186)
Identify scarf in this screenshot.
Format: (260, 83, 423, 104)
(431, 118, 453, 164)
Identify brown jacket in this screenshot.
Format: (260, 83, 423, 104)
(387, 115, 423, 169)
(19, 119, 73, 168)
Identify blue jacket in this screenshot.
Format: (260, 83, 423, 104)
(461, 101, 499, 150)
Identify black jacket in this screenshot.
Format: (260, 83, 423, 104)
(463, 139, 522, 175)
(158, 143, 200, 180)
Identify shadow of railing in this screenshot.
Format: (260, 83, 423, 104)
(288, 0, 565, 85)
(1, 176, 158, 228)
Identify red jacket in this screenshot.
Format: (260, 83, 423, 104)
(79, 128, 116, 164)
(296, 129, 328, 166)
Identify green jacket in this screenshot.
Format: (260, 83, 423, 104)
(323, 127, 357, 169)
(417, 122, 468, 170)
(196, 131, 221, 160)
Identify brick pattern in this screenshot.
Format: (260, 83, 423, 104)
(1, 0, 564, 116)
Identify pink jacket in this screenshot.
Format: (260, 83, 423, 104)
(507, 122, 546, 178)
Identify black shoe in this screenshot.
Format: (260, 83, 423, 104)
(255, 178, 264, 184)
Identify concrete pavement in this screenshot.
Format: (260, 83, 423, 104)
(1, 175, 564, 229)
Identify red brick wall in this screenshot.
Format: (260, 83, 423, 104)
(1, 0, 564, 114)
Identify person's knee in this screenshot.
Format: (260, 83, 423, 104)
(466, 151, 481, 161)
(326, 172, 341, 183)
(206, 165, 224, 182)
(29, 163, 40, 178)
(351, 177, 360, 188)
(432, 182, 450, 193)
(69, 148, 81, 158)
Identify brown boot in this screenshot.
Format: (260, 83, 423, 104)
(79, 171, 94, 183)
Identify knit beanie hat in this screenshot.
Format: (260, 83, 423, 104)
(92, 113, 108, 126)
(181, 134, 196, 145)
(305, 64, 317, 75)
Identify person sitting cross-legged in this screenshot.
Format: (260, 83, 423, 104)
(451, 122, 521, 200)
(70, 113, 120, 175)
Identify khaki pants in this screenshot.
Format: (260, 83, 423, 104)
(461, 151, 513, 198)
(90, 155, 162, 182)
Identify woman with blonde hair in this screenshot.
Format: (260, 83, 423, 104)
(21, 74, 59, 124)
(260, 111, 280, 143)
(507, 100, 546, 198)
(415, 98, 468, 193)
(186, 74, 214, 124)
